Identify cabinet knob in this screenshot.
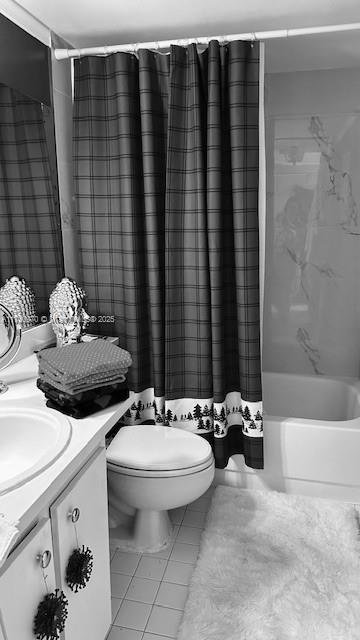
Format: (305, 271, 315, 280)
(37, 549, 52, 569)
(68, 507, 80, 523)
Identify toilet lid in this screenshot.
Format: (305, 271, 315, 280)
(106, 424, 213, 471)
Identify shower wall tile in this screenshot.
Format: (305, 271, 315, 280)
(263, 69, 360, 378)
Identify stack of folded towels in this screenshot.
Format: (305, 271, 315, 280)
(36, 339, 132, 418)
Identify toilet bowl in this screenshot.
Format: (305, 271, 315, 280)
(106, 424, 215, 552)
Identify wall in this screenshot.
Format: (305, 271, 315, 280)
(262, 67, 360, 378)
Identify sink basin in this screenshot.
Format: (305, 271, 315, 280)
(0, 407, 72, 494)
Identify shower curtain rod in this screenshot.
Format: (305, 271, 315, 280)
(54, 21, 360, 60)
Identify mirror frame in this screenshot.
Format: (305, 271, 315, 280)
(0, 303, 21, 369)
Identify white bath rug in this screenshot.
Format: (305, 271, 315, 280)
(178, 486, 360, 640)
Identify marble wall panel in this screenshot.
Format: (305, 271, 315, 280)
(263, 69, 360, 377)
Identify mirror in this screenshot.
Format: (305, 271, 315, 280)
(0, 82, 64, 320)
(0, 302, 21, 394)
(0, 14, 64, 326)
(0, 302, 21, 375)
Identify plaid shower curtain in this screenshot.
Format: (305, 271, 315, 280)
(73, 40, 263, 469)
(0, 83, 63, 313)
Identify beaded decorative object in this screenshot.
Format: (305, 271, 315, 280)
(0, 276, 37, 328)
(49, 277, 90, 347)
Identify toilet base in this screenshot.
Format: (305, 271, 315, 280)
(109, 508, 173, 553)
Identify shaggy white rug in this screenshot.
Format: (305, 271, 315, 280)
(178, 486, 360, 640)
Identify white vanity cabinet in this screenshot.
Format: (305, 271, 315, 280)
(51, 447, 111, 640)
(0, 446, 112, 640)
(0, 518, 57, 640)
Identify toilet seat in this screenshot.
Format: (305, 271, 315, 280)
(106, 424, 213, 474)
(107, 458, 214, 478)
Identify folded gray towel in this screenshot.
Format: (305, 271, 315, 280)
(38, 370, 126, 395)
(36, 339, 132, 392)
(38, 362, 129, 387)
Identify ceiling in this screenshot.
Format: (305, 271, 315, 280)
(8, 0, 360, 71)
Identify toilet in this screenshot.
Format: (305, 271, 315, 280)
(106, 424, 215, 552)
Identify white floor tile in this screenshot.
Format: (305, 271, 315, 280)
(171, 524, 180, 539)
(111, 573, 132, 599)
(155, 582, 188, 610)
(146, 605, 183, 638)
(107, 627, 143, 640)
(170, 542, 199, 564)
(162, 561, 194, 586)
(114, 600, 152, 631)
(107, 492, 209, 640)
(111, 551, 141, 575)
(134, 556, 167, 581)
(203, 485, 215, 497)
(169, 506, 186, 525)
(125, 576, 160, 604)
(187, 495, 211, 512)
(143, 634, 174, 640)
(182, 509, 207, 528)
(142, 541, 174, 560)
(111, 597, 122, 622)
(176, 525, 203, 545)
(110, 546, 117, 561)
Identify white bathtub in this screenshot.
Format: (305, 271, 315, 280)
(215, 372, 360, 502)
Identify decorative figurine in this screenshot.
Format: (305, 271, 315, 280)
(0, 275, 37, 328)
(66, 545, 94, 592)
(33, 589, 68, 640)
(49, 277, 90, 347)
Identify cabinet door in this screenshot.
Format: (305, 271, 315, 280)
(0, 518, 56, 640)
(51, 447, 111, 640)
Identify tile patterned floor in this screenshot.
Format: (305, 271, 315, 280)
(106, 486, 214, 640)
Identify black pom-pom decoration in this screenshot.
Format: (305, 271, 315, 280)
(33, 589, 68, 640)
(66, 545, 93, 592)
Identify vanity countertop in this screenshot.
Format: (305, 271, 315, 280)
(0, 353, 133, 554)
